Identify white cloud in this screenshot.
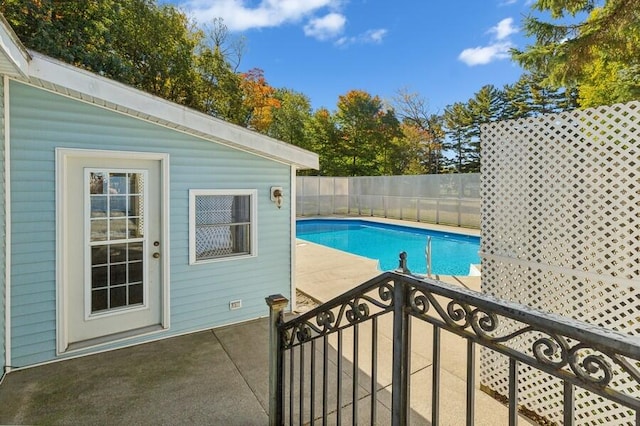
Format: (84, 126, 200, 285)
(365, 29, 387, 43)
(335, 28, 388, 47)
(176, 0, 386, 45)
(458, 41, 512, 66)
(179, 0, 340, 31)
(489, 17, 517, 40)
(304, 13, 346, 40)
(458, 17, 518, 66)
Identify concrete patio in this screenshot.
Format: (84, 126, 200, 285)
(0, 222, 533, 425)
(0, 321, 271, 425)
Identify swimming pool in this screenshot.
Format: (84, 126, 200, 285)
(296, 219, 480, 276)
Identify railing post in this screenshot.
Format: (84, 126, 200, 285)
(391, 277, 410, 426)
(266, 294, 289, 426)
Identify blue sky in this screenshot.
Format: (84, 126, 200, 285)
(164, 0, 537, 113)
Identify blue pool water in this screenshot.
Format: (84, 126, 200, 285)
(296, 219, 480, 276)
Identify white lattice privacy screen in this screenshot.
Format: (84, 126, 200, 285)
(479, 101, 640, 424)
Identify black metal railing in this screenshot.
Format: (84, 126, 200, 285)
(267, 264, 640, 425)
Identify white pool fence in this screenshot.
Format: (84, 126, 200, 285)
(296, 174, 480, 228)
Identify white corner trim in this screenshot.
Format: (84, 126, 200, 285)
(161, 155, 171, 329)
(289, 167, 296, 313)
(4, 76, 12, 370)
(55, 149, 66, 355)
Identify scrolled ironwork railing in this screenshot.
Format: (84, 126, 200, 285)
(266, 264, 640, 425)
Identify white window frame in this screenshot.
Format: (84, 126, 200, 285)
(189, 189, 258, 265)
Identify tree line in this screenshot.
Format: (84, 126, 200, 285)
(2, 0, 637, 176)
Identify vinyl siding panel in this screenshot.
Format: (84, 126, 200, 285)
(9, 80, 293, 367)
(0, 78, 5, 374)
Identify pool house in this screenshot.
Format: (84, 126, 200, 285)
(0, 16, 318, 373)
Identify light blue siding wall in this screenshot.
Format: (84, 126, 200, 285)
(0, 78, 5, 374)
(10, 81, 292, 367)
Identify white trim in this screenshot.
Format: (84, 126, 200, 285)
(188, 189, 258, 265)
(27, 53, 318, 170)
(56, 148, 170, 355)
(4, 76, 11, 371)
(160, 157, 171, 329)
(0, 17, 30, 77)
(289, 167, 296, 312)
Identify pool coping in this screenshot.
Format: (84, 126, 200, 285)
(296, 216, 481, 237)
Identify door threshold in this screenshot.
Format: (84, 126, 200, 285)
(66, 324, 165, 352)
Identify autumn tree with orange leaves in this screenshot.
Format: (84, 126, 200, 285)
(240, 68, 281, 132)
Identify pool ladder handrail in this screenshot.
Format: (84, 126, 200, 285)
(425, 236, 432, 278)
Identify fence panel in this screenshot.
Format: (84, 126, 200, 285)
(480, 100, 640, 424)
(268, 271, 640, 425)
(296, 174, 480, 228)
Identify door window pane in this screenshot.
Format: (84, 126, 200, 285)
(92, 289, 108, 312)
(129, 284, 143, 305)
(88, 169, 147, 314)
(110, 286, 127, 309)
(92, 246, 108, 265)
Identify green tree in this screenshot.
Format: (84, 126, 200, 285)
(443, 102, 474, 173)
(113, 0, 201, 106)
(334, 90, 395, 176)
(267, 88, 313, 150)
(578, 59, 640, 107)
(196, 45, 245, 123)
(195, 18, 245, 122)
(513, 0, 640, 104)
(375, 107, 403, 175)
(391, 122, 441, 174)
(392, 89, 445, 174)
(525, 73, 576, 114)
(1, 0, 121, 72)
(465, 85, 503, 172)
(1, 0, 203, 108)
(306, 108, 340, 176)
(502, 77, 534, 119)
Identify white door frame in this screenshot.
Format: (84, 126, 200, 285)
(56, 148, 170, 354)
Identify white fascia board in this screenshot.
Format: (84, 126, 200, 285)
(0, 16, 30, 77)
(26, 52, 319, 170)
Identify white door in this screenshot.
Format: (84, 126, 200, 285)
(62, 154, 165, 350)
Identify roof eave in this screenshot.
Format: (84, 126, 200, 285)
(25, 51, 319, 170)
(0, 15, 31, 78)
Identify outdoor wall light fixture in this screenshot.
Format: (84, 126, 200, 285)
(270, 186, 284, 209)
